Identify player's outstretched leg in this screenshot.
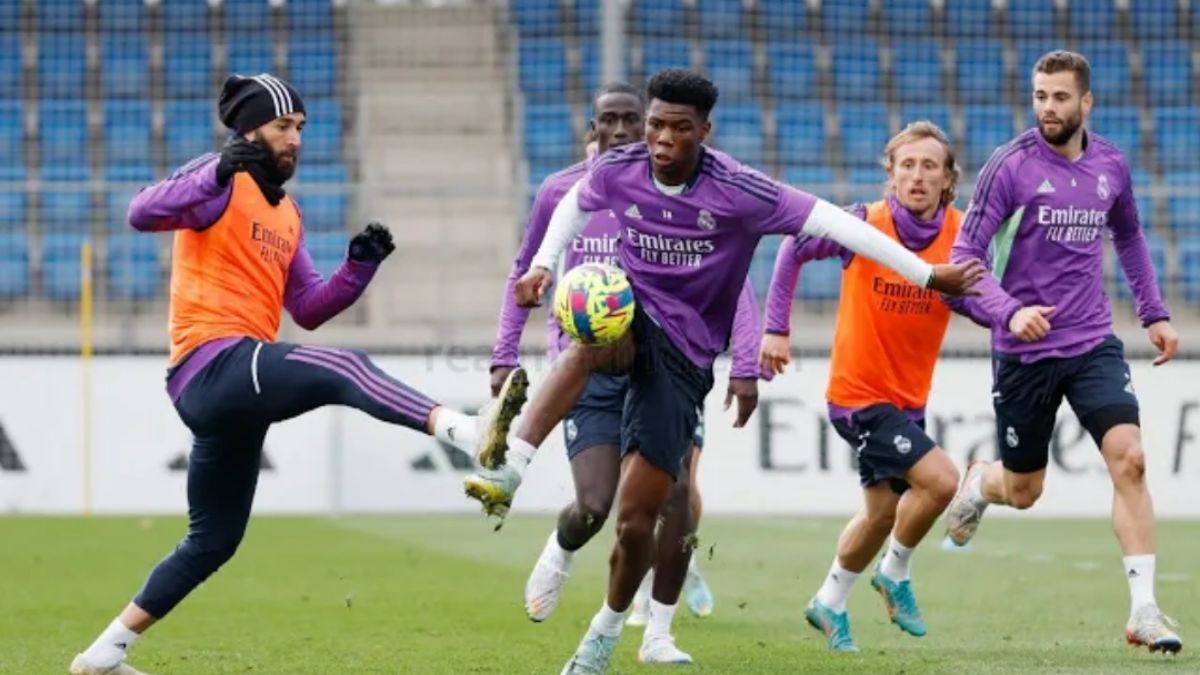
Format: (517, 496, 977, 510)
(526, 439, 622, 621)
(870, 448, 959, 638)
(638, 459, 697, 664)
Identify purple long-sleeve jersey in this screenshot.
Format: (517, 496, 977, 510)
(492, 157, 769, 378)
(951, 128, 1169, 361)
(130, 154, 378, 399)
(765, 196, 992, 335)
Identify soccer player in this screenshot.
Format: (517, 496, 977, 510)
(468, 69, 984, 674)
(68, 74, 529, 675)
(760, 121, 990, 651)
(492, 82, 759, 663)
(944, 51, 1183, 652)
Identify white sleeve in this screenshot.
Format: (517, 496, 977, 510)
(801, 199, 934, 287)
(530, 181, 591, 273)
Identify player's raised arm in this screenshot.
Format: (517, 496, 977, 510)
(283, 223, 392, 330)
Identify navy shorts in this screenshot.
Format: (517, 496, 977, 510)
(831, 403, 937, 494)
(620, 308, 714, 478)
(564, 373, 707, 460)
(993, 335, 1140, 474)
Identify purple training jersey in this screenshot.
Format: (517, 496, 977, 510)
(574, 144, 817, 370)
(952, 128, 1169, 361)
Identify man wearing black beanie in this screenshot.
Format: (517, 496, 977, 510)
(67, 74, 531, 674)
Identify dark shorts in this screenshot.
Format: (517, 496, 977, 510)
(831, 403, 937, 494)
(620, 308, 714, 478)
(563, 373, 628, 459)
(993, 335, 1140, 474)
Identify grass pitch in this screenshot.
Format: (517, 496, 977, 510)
(1, 515, 1196, 674)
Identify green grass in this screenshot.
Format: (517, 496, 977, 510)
(0, 515, 1196, 674)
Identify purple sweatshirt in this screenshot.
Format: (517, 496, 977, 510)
(492, 158, 770, 379)
(952, 128, 1169, 361)
(129, 154, 378, 400)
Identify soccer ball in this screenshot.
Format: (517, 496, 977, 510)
(552, 263, 636, 345)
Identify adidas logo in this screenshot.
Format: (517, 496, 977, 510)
(115, 641, 128, 650)
(1037, 179, 1056, 194)
(624, 204, 642, 220)
(447, 426, 456, 441)
(1128, 569, 1140, 578)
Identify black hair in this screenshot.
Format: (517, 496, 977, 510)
(593, 81, 644, 108)
(645, 69, 719, 119)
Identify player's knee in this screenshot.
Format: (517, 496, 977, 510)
(864, 509, 896, 535)
(578, 494, 613, 530)
(614, 511, 656, 548)
(1110, 443, 1147, 487)
(185, 530, 245, 574)
(1007, 482, 1042, 510)
(929, 468, 960, 510)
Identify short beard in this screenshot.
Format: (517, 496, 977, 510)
(1038, 113, 1082, 146)
(251, 131, 297, 183)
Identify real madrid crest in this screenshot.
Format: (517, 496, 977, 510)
(697, 208, 716, 230)
(1097, 174, 1110, 200)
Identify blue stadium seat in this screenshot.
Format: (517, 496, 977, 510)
(303, 231, 344, 278)
(782, 165, 836, 200)
(224, 0, 273, 34)
(40, 189, 91, 230)
(641, 38, 692, 77)
(697, 0, 747, 39)
(955, 39, 1005, 104)
(573, 0, 600, 36)
(100, 35, 150, 99)
(1079, 41, 1131, 101)
(945, 0, 994, 38)
(99, 0, 148, 33)
(963, 104, 1015, 170)
(1143, 42, 1191, 106)
(105, 187, 139, 231)
(523, 102, 573, 164)
(1130, 168, 1154, 221)
(0, 102, 23, 170)
(776, 102, 827, 165)
(0, 35, 22, 100)
(41, 232, 87, 300)
(163, 100, 217, 168)
(1088, 106, 1140, 165)
(1165, 171, 1200, 236)
(1179, 239, 1200, 302)
(288, 37, 337, 98)
(579, 40, 606, 96)
(165, 37, 212, 99)
(821, 0, 868, 36)
(838, 102, 890, 167)
(228, 40, 277, 77)
(0, 232, 30, 298)
(36, 0, 86, 32)
(1014, 41, 1059, 88)
(302, 99, 342, 164)
(528, 160, 562, 195)
(1130, 0, 1180, 39)
(1005, 0, 1056, 39)
(712, 102, 764, 167)
(38, 100, 89, 178)
(830, 40, 881, 101)
(103, 100, 153, 169)
(162, 0, 211, 33)
(295, 193, 347, 232)
(703, 40, 754, 101)
(766, 41, 817, 100)
(882, 0, 934, 37)
(898, 103, 952, 137)
(0, 0, 21, 30)
(631, 0, 686, 37)
(1154, 107, 1199, 171)
(892, 40, 942, 102)
(286, 0, 335, 35)
(106, 232, 161, 300)
(1068, 0, 1117, 39)
(296, 163, 347, 185)
(519, 38, 567, 102)
(845, 167, 884, 205)
(757, 0, 809, 38)
(512, 0, 562, 38)
(1112, 231, 1166, 302)
(37, 33, 87, 99)
(799, 256, 842, 301)
(0, 191, 27, 231)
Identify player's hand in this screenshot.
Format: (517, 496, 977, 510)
(515, 267, 553, 308)
(489, 365, 516, 398)
(724, 377, 759, 428)
(759, 333, 791, 375)
(1008, 305, 1056, 343)
(928, 259, 986, 296)
(348, 222, 395, 264)
(1148, 320, 1179, 366)
(215, 138, 267, 187)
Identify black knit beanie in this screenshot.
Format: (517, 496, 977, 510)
(217, 73, 307, 134)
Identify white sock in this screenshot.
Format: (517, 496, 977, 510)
(645, 599, 678, 640)
(81, 618, 139, 668)
(432, 408, 474, 447)
(591, 601, 628, 637)
(1123, 554, 1157, 614)
(880, 536, 915, 582)
(507, 436, 537, 473)
(967, 465, 989, 508)
(815, 559, 860, 613)
(548, 530, 574, 568)
(687, 555, 699, 575)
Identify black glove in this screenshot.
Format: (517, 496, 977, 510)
(215, 138, 268, 187)
(348, 222, 395, 264)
